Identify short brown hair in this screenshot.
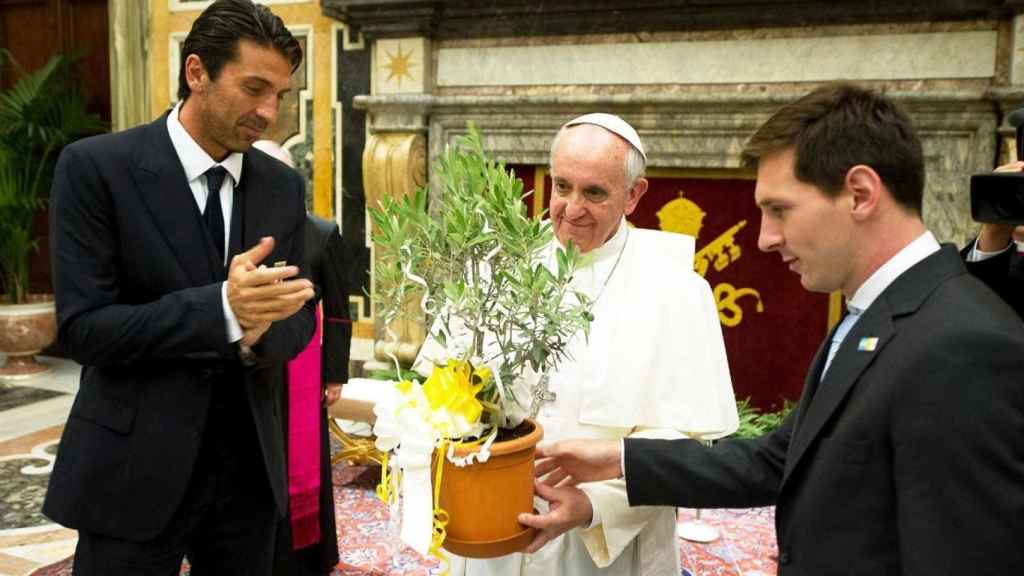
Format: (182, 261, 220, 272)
(743, 83, 924, 216)
(177, 0, 302, 102)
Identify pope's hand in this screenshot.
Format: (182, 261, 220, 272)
(518, 480, 593, 553)
(534, 439, 623, 487)
(227, 237, 314, 328)
(978, 162, 1024, 251)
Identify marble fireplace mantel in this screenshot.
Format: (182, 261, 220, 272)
(355, 90, 1002, 246)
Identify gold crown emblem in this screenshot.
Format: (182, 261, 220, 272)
(656, 191, 706, 238)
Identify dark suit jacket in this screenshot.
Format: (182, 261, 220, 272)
(625, 246, 1024, 575)
(42, 113, 315, 541)
(962, 240, 1024, 320)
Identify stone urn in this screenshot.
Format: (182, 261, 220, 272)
(0, 294, 57, 382)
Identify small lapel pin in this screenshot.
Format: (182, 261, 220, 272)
(858, 337, 878, 352)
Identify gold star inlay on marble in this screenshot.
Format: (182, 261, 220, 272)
(382, 44, 417, 88)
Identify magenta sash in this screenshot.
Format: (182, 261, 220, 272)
(286, 306, 322, 549)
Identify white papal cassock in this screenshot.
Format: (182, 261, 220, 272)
(423, 218, 738, 576)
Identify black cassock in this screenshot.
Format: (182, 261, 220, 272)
(274, 213, 352, 575)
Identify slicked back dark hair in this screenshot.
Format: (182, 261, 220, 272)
(177, 0, 302, 102)
(742, 83, 925, 216)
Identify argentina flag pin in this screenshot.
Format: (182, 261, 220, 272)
(858, 337, 878, 352)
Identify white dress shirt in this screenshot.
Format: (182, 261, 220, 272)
(166, 103, 244, 343)
(966, 238, 1024, 262)
(846, 231, 941, 312)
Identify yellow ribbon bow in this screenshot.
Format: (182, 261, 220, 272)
(421, 360, 489, 429)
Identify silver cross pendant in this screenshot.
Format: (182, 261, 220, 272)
(529, 374, 557, 419)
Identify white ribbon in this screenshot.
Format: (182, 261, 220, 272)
(446, 425, 498, 468)
(373, 385, 437, 556)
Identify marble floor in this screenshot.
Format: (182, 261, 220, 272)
(0, 355, 778, 576)
(0, 355, 79, 576)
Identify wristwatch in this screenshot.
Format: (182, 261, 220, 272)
(237, 342, 258, 367)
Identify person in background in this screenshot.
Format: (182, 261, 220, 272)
(961, 161, 1024, 319)
(253, 139, 353, 575)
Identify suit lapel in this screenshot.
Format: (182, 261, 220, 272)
(780, 245, 967, 489)
(782, 306, 894, 486)
(135, 114, 221, 285)
(800, 328, 833, 405)
(227, 184, 244, 265)
(238, 153, 283, 255)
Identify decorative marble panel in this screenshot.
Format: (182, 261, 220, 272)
(437, 31, 998, 87)
(337, 26, 374, 346)
(167, 32, 188, 103)
(903, 101, 997, 246)
(1013, 15, 1024, 85)
(374, 37, 428, 95)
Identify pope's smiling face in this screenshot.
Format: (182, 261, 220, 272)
(549, 124, 647, 254)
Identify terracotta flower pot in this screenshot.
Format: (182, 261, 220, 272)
(436, 418, 544, 558)
(0, 294, 57, 382)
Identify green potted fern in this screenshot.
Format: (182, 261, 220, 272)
(0, 51, 104, 379)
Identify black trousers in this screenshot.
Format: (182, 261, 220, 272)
(73, 378, 278, 576)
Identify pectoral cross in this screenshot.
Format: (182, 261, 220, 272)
(529, 374, 557, 419)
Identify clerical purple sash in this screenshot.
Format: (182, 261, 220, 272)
(286, 306, 322, 549)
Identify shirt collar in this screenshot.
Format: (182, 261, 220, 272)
(167, 103, 243, 187)
(585, 217, 630, 265)
(847, 231, 941, 312)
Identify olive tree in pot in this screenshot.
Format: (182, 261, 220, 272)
(0, 51, 104, 380)
(368, 127, 594, 559)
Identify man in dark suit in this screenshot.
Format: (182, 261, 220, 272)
(523, 84, 1024, 574)
(43, 1, 315, 574)
(961, 162, 1024, 319)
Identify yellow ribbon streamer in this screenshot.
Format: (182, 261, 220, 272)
(376, 451, 392, 505)
(429, 439, 451, 575)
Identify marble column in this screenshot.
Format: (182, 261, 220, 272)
(108, 0, 151, 132)
(362, 37, 432, 366)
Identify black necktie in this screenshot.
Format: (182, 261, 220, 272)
(203, 166, 228, 265)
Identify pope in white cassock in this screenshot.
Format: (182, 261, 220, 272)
(421, 113, 738, 576)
